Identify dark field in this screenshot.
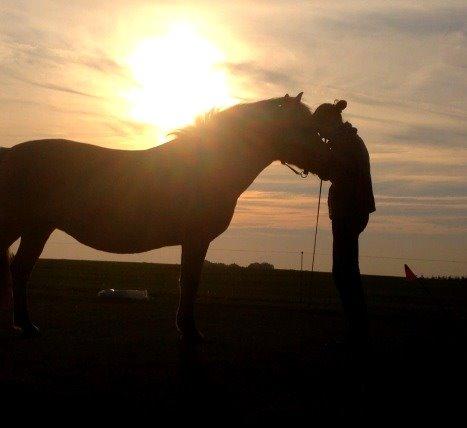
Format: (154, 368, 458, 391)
(1, 259, 466, 423)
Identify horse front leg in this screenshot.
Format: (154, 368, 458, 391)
(176, 240, 209, 343)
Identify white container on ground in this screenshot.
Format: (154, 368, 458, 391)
(98, 288, 149, 300)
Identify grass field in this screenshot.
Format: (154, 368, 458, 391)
(1, 259, 466, 423)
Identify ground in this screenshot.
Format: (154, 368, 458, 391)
(0, 259, 466, 423)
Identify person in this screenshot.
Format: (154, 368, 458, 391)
(311, 100, 376, 352)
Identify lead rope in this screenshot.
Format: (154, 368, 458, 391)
(307, 179, 323, 306)
(311, 179, 323, 275)
(281, 161, 322, 273)
(281, 162, 323, 305)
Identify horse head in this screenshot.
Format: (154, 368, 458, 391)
(241, 92, 331, 176)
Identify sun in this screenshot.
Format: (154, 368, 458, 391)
(125, 22, 235, 142)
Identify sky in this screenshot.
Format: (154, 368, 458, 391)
(1, 0, 466, 277)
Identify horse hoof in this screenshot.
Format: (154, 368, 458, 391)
(0, 326, 22, 339)
(14, 323, 41, 338)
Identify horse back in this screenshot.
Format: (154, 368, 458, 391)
(1, 140, 189, 221)
(1, 139, 242, 250)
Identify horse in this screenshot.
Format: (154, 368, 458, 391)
(0, 92, 329, 342)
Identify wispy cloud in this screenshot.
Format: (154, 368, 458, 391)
(8, 74, 105, 99)
(314, 5, 467, 37)
(222, 61, 299, 89)
(1, 0, 466, 274)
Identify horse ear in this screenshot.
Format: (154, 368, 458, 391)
(335, 99, 347, 111)
(284, 94, 290, 101)
(295, 92, 303, 102)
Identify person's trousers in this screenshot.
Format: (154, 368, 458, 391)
(332, 214, 369, 346)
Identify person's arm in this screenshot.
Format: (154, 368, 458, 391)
(327, 122, 362, 182)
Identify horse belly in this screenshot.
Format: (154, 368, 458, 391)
(57, 198, 185, 254)
(60, 216, 182, 254)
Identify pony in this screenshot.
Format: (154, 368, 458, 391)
(0, 93, 329, 341)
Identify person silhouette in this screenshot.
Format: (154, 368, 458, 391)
(311, 100, 376, 353)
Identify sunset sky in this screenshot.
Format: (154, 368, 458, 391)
(1, 0, 466, 276)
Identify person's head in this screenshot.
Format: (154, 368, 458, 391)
(311, 100, 347, 138)
(241, 92, 325, 172)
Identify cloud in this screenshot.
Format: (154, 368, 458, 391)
(222, 61, 298, 89)
(230, 188, 467, 238)
(388, 124, 467, 148)
(249, 179, 317, 196)
(375, 201, 467, 218)
(0, 0, 466, 274)
(315, 5, 467, 37)
(373, 160, 466, 179)
(232, 190, 326, 229)
(1, 34, 131, 81)
(368, 213, 466, 235)
(79, 53, 131, 79)
(375, 177, 466, 198)
(7, 74, 104, 99)
(104, 118, 154, 137)
(329, 89, 467, 124)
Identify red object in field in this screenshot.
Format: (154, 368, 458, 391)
(404, 264, 418, 282)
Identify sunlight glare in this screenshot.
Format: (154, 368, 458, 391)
(125, 22, 235, 141)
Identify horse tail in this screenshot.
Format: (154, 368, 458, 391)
(0, 147, 14, 312)
(0, 249, 13, 312)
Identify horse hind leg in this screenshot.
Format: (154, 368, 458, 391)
(0, 230, 20, 312)
(10, 228, 53, 337)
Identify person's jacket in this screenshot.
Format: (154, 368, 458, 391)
(325, 122, 376, 219)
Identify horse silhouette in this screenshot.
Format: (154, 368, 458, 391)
(0, 93, 328, 341)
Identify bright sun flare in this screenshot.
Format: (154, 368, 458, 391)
(125, 22, 235, 140)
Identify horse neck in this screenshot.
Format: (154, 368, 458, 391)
(219, 137, 274, 197)
(169, 130, 275, 198)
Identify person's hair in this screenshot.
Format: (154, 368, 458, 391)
(311, 99, 347, 132)
(314, 99, 346, 118)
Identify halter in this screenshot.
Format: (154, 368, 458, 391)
(280, 133, 330, 179)
(281, 161, 309, 178)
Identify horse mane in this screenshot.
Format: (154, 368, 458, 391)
(170, 104, 244, 143)
(169, 97, 313, 145)
(171, 109, 221, 138)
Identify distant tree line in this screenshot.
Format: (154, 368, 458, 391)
(204, 260, 274, 270)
